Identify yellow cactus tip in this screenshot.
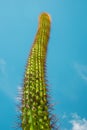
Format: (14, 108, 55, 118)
(39, 12, 51, 22)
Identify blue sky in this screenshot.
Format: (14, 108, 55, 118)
(0, 0, 87, 130)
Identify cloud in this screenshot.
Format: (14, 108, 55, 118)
(0, 58, 15, 99)
(15, 86, 23, 102)
(61, 113, 87, 130)
(62, 113, 67, 119)
(0, 58, 6, 64)
(70, 113, 87, 130)
(74, 63, 87, 82)
(0, 58, 7, 76)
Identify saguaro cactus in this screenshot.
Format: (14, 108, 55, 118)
(18, 12, 57, 130)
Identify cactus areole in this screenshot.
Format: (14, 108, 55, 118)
(20, 12, 55, 130)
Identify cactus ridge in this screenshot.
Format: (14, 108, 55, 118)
(17, 12, 58, 130)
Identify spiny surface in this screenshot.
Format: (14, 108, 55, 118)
(21, 13, 51, 130)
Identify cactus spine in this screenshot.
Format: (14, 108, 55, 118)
(19, 12, 55, 130)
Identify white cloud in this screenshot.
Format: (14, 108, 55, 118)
(0, 58, 7, 75)
(0, 58, 6, 65)
(70, 113, 87, 130)
(74, 63, 87, 82)
(62, 113, 67, 119)
(15, 86, 23, 102)
(62, 113, 87, 130)
(0, 58, 15, 99)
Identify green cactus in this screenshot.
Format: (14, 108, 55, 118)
(17, 12, 57, 130)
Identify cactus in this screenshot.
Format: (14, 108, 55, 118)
(17, 12, 57, 130)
